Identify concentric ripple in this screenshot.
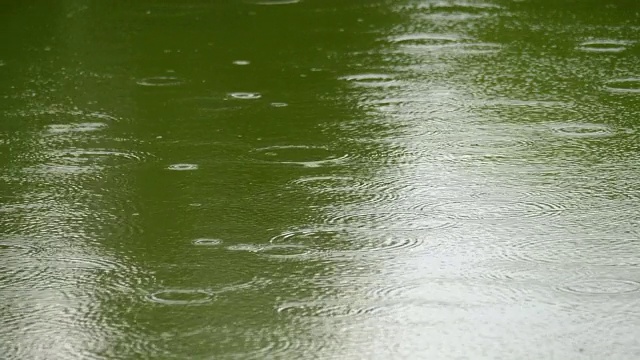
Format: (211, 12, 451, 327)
(166, 163, 198, 171)
(250, 145, 348, 168)
(271, 226, 436, 254)
(414, 199, 566, 220)
(146, 289, 215, 305)
(192, 238, 223, 246)
(277, 299, 381, 318)
(228, 92, 262, 100)
(289, 175, 402, 206)
(325, 211, 457, 231)
(557, 279, 640, 295)
(136, 76, 185, 87)
(604, 78, 640, 94)
(225, 243, 311, 260)
(338, 73, 397, 87)
(547, 122, 614, 138)
(577, 40, 631, 53)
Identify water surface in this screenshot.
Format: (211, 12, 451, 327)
(1, 0, 640, 359)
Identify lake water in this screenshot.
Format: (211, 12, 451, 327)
(1, 1, 639, 359)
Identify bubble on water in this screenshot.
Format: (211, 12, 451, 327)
(166, 163, 198, 171)
(228, 92, 262, 99)
(136, 76, 185, 87)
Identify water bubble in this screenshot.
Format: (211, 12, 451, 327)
(192, 238, 223, 246)
(604, 78, 640, 94)
(228, 92, 262, 99)
(146, 289, 214, 305)
(136, 76, 185, 87)
(166, 163, 198, 171)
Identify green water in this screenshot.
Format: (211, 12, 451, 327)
(1, 1, 639, 359)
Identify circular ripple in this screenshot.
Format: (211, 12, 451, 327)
(548, 122, 614, 138)
(166, 163, 198, 171)
(228, 92, 262, 100)
(558, 279, 640, 295)
(251, 145, 348, 168)
(290, 175, 402, 206)
(47, 122, 108, 134)
(192, 238, 223, 246)
(136, 76, 185, 87)
(325, 212, 457, 231)
(225, 243, 310, 260)
(270, 227, 431, 255)
(339, 73, 397, 87)
(604, 78, 640, 94)
(577, 40, 630, 53)
(147, 289, 214, 305)
(388, 33, 466, 50)
(413, 199, 566, 221)
(277, 300, 380, 318)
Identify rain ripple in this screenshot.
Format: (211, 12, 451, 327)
(250, 145, 349, 168)
(577, 40, 632, 53)
(269, 226, 443, 260)
(324, 211, 457, 231)
(604, 78, 640, 94)
(411, 198, 567, 221)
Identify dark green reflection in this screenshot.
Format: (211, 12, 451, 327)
(1, 0, 639, 359)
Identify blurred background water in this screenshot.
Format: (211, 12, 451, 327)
(1, 0, 639, 359)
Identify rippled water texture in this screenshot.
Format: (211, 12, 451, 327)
(1, 0, 639, 359)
